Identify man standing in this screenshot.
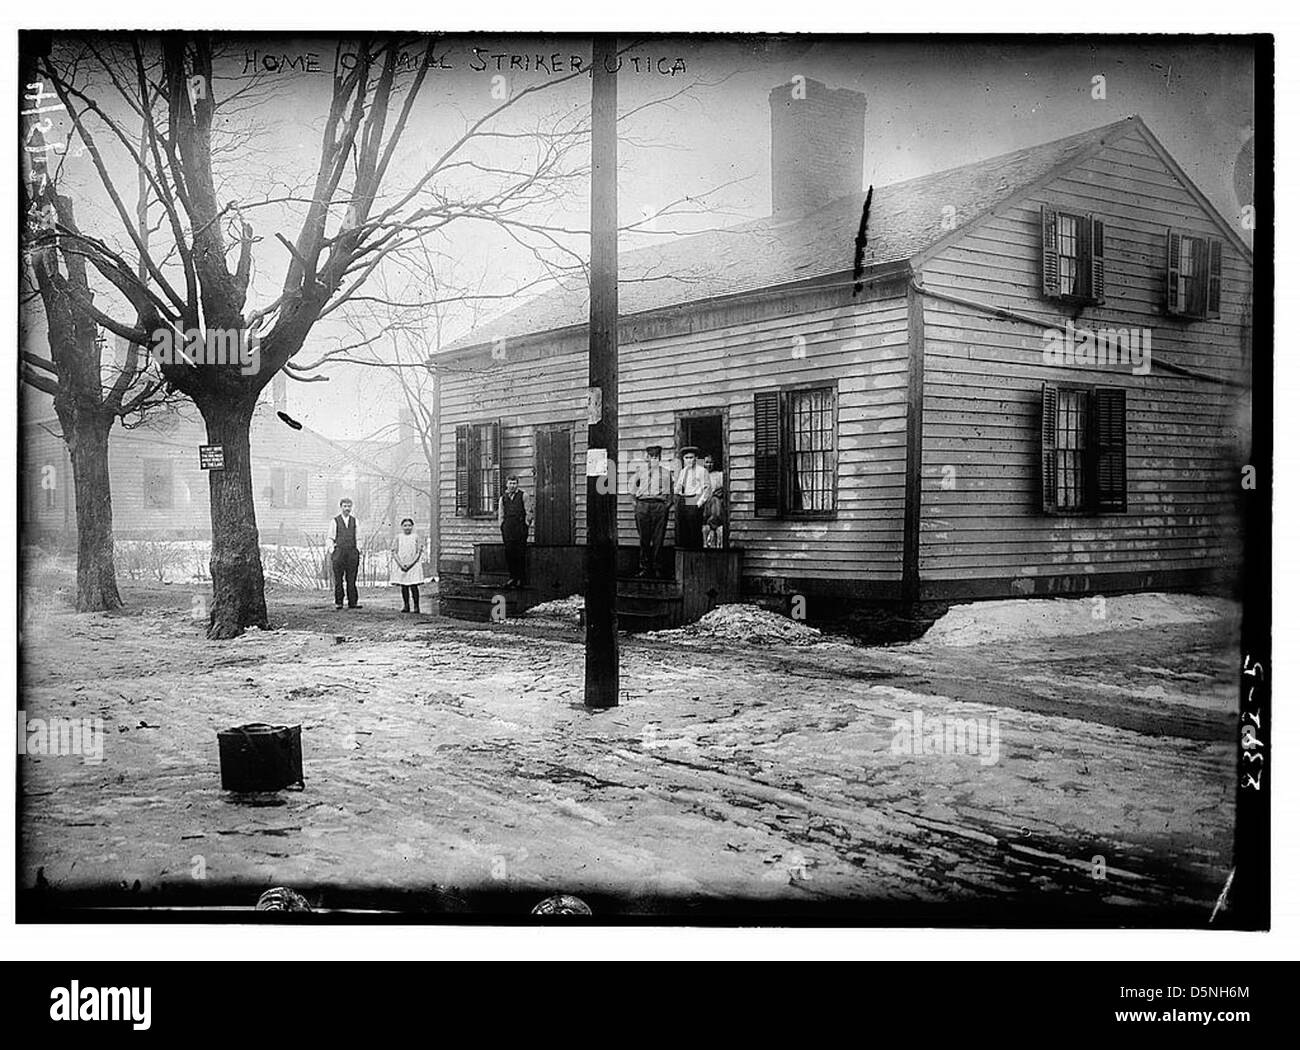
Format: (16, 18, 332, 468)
(673, 446, 712, 552)
(632, 444, 674, 577)
(327, 497, 361, 609)
(498, 475, 533, 588)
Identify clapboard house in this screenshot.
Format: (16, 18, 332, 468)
(433, 79, 1251, 623)
(21, 374, 413, 549)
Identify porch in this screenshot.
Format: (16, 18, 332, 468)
(438, 543, 743, 631)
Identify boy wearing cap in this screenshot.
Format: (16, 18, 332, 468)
(673, 446, 712, 551)
(632, 444, 674, 577)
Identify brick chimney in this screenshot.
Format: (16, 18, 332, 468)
(769, 78, 866, 221)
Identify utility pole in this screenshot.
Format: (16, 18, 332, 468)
(584, 35, 619, 708)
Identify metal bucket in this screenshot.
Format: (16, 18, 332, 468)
(217, 723, 304, 792)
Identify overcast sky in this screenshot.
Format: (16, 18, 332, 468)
(28, 34, 1255, 441)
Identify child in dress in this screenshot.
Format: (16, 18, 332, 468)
(389, 517, 425, 613)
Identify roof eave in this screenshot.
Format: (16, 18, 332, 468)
(433, 259, 912, 363)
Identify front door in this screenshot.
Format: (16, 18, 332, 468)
(678, 413, 726, 473)
(534, 426, 573, 545)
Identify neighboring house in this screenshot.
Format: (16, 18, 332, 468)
(434, 78, 1251, 608)
(20, 375, 414, 550)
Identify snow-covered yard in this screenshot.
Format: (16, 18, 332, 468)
(18, 574, 1240, 921)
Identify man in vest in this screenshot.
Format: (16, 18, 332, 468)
(498, 475, 532, 588)
(328, 497, 362, 609)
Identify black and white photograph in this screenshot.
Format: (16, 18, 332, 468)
(14, 26, 1270, 931)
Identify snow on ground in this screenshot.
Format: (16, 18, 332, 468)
(17, 574, 1241, 918)
(524, 594, 584, 627)
(920, 593, 1238, 647)
(649, 603, 824, 646)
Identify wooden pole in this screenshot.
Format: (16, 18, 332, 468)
(584, 35, 619, 708)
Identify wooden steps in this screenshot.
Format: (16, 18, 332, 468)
(440, 545, 742, 632)
(437, 583, 531, 622)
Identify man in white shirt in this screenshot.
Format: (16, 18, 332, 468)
(327, 498, 361, 609)
(673, 446, 712, 551)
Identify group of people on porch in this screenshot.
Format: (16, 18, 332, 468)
(495, 443, 726, 587)
(325, 443, 726, 610)
(631, 444, 727, 578)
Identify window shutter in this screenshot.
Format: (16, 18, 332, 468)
(1041, 206, 1059, 297)
(1089, 216, 1105, 304)
(454, 424, 469, 516)
(1093, 388, 1127, 512)
(754, 391, 781, 518)
(491, 421, 503, 509)
(1207, 238, 1223, 319)
(1165, 229, 1181, 314)
(1041, 384, 1059, 514)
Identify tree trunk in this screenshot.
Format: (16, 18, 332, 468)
(199, 397, 268, 638)
(65, 415, 123, 612)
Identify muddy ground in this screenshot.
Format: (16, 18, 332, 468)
(18, 571, 1241, 924)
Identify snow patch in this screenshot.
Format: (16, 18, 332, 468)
(921, 592, 1237, 647)
(524, 595, 584, 625)
(649, 603, 823, 646)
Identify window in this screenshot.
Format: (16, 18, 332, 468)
(266, 467, 284, 507)
(754, 386, 838, 518)
(268, 467, 308, 509)
(1041, 384, 1127, 514)
(143, 459, 174, 510)
(1166, 230, 1222, 319)
(1041, 206, 1105, 304)
(455, 421, 503, 517)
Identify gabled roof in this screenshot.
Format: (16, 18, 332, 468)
(443, 114, 1170, 354)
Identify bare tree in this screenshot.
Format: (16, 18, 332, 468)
(34, 32, 603, 637)
(33, 31, 741, 636)
(20, 89, 173, 611)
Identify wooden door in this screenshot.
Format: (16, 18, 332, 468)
(533, 426, 573, 545)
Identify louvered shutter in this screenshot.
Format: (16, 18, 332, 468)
(1093, 388, 1127, 512)
(1089, 216, 1106, 304)
(1041, 206, 1059, 298)
(754, 391, 781, 518)
(1207, 238, 1223, 319)
(455, 424, 469, 516)
(1041, 384, 1059, 513)
(490, 421, 503, 509)
(1165, 230, 1182, 315)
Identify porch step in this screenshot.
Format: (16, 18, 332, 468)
(616, 577, 683, 599)
(438, 587, 531, 622)
(616, 607, 677, 633)
(614, 590, 683, 632)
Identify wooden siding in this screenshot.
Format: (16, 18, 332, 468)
(438, 280, 911, 584)
(916, 126, 1249, 591)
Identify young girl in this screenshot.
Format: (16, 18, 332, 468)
(389, 517, 426, 613)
